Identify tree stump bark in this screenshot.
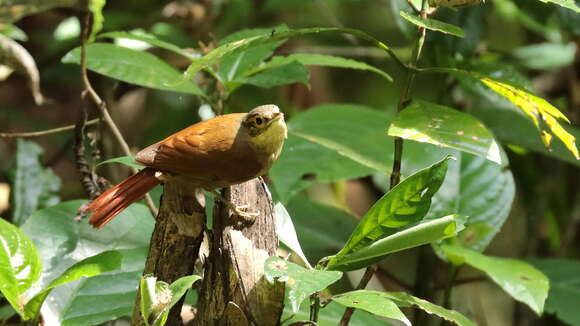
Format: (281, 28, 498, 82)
(194, 178, 285, 326)
(132, 180, 207, 326)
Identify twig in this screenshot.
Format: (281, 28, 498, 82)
(79, 11, 158, 216)
(338, 2, 430, 325)
(0, 119, 99, 138)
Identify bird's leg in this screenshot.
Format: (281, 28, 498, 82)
(211, 190, 260, 218)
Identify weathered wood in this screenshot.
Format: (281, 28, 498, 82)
(194, 178, 285, 326)
(132, 180, 206, 326)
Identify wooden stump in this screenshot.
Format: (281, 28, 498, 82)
(194, 178, 285, 326)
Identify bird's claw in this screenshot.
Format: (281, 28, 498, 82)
(232, 204, 260, 218)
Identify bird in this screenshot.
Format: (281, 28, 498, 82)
(83, 104, 287, 229)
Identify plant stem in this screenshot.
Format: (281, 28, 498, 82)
(439, 265, 459, 326)
(0, 119, 99, 138)
(337, 5, 429, 326)
(79, 11, 157, 216)
(309, 293, 321, 323)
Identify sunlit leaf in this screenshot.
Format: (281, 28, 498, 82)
(333, 290, 410, 326)
(330, 156, 451, 262)
(264, 256, 342, 313)
(0, 218, 41, 314)
(99, 31, 196, 59)
(281, 301, 387, 326)
(22, 251, 122, 320)
(388, 100, 501, 164)
(443, 245, 549, 315)
(274, 202, 311, 268)
(537, 0, 580, 12)
(62, 43, 204, 96)
(399, 11, 465, 38)
(327, 215, 460, 271)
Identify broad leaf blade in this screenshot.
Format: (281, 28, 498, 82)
(281, 301, 388, 326)
(23, 250, 122, 320)
(62, 43, 204, 96)
(264, 256, 342, 313)
(399, 11, 465, 38)
(333, 290, 410, 326)
(274, 202, 311, 268)
(99, 31, 196, 59)
(388, 100, 501, 164)
(334, 290, 476, 326)
(0, 218, 42, 314)
(332, 156, 451, 260)
(10, 139, 60, 225)
(328, 215, 460, 271)
(529, 259, 580, 325)
(238, 61, 309, 88)
(443, 245, 549, 315)
(537, 0, 580, 12)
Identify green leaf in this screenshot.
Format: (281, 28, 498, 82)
(0, 24, 28, 41)
(270, 104, 456, 203)
(238, 61, 309, 88)
(99, 31, 196, 59)
(512, 42, 577, 70)
(388, 100, 501, 164)
(62, 43, 204, 96)
(274, 202, 311, 268)
(20, 200, 154, 325)
(140, 276, 156, 326)
(264, 256, 342, 313)
(185, 27, 396, 79)
(427, 68, 579, 160)
(281, 301, 388, 326)
(443, 245, 549, 315)
(285, 196, 357, 264)
(88, 0, 105, 43)
(333, 290, 410, 326)
(428, 0, 484, 8)
(0, 304, 16, 319)
(53, 16, 80, 41)
(153, 275, 201, 326)
(529, 259, 580, 325)
(399, 11, 465, 38)
(22, 251, 122, 320)
(218, 25, 289, 82)
(337, 290, 475, 326)
(428, 152, 515, 252)
(0, 218, 42, 315)
(10, 139, 60, 225)
(241, 53, 392, 83)
(331, 156, 451, 260)
(96, 155, 144, 170)
(327, 215, 460, 271)
(537, 0, 580, 12)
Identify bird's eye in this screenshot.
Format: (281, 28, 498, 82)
(255, 117, 264, 125)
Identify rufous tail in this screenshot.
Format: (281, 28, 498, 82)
(84, 168, 160, 229)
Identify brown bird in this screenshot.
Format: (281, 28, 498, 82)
(83, 104, 287, 229)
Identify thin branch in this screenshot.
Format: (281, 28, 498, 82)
(79, 11, 158, 216)
(0, 119, 99, 138)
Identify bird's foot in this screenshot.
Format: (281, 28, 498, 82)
(232, 204, 260, 218)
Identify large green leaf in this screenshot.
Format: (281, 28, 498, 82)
(238, 60, 309, 88)
(99, 31, 196, 59)
(270, 103, 455, 203)
(20, 200, 154, 325)
(281, 301, 389, 326)
(0, 218, 42, 314)
(264, 256, 342, 313)
(529, 259, 580, 325)
(62, 43, 204, 96)
(388, 100, 501, 164)
(218, 25, 289, 82)
(426, 68, 579, 160)
(333, 290, 476, 326)
(330, 156, 451, 262)
(10, 139, 60, 225)
(185, 27, 398, 79)
(22, 251, 122, 320)
(512, 42, 576, 70)
(333, 290, 410, 326)
(399, 11, 465, 38)
(537, 0, 580, 12)
(239, 53, 393, 83)
(274, 202, 311, 268)
(327, 215, 460, 271)
(285, 195, 357, 264)
(443, 245, 549, 315)
(428, 152, 515, 252)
